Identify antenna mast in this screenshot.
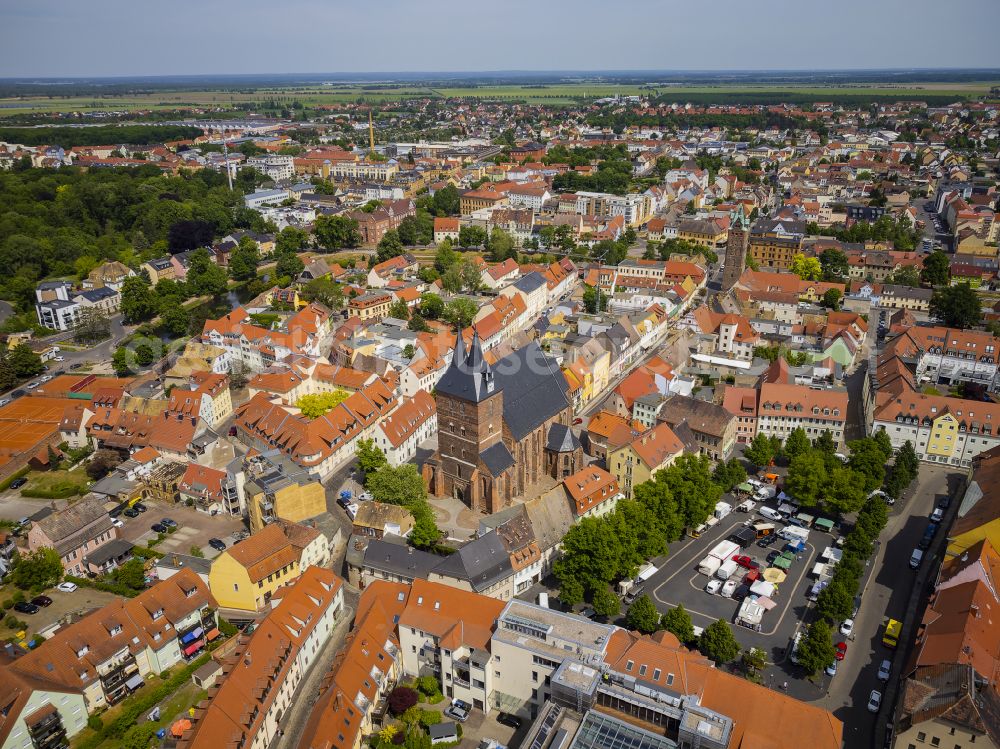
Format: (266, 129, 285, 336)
(222, 127, 233, 191)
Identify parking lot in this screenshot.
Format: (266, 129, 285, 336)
(0, 584, 121, 640)
(116, 501, 246, 558)
(641, 497, 834, 666)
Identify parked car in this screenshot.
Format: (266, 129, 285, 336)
(13, 601, 39, 615)
(705, 579, 723, 595)
(930, 507, 944, 523)
(123, 507, 139, 518)
(55, 355, 64, 362)
(56, 581, 78, 593)
(151, 523, 168, 534)
(867, 690, 882, 713)
(160, 518, 177, 528)
(839, 619, 854, 637)
(732, 555, 760, 570)
(9, 477, 27, 489)
(112, 518, 124, 528)
(766, 550, 782, 564)
(496, 713, 522, 729)
(937, 495, 951, 510)
(721, 579, 738, 598)
(825, 660, 837, 677)
(444, 704, 470, 723)
(878, 659, 892, 681)
(31, 595, 52, 607)
(757, 534, 778, 548)
(134, 502, 147, 513)
(208, 538, 227, 552)
(573, 417, 583, 425)
(835, 641, 848, 661)
(0, 398, 10, 407)
(336, 492, 353, 510)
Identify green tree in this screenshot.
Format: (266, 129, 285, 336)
(160, 305, 190, 338)
(301, 277, 345, 310)
(187, 248, 228, 297)
(10, 548, 62, 590)
(113, 558, 147, 590)
(73, 307, 112, 345)
(847, 438, 888, 493)
(653, 454, 722, 529)
(661, 604, 695, 644)
(814, 576, 854, 623)
(120, 275, 158, 324)
(313, 215, 361, 250)
(296, 390, 350, 418)
(366, 463, 428, 507)
(388, 299, 411, 320)
(790, 253, 822, 281)
(785, 450, 828, 507)
(743, 433, 778, 469)
(930, 283, 982, 329)
(797, 619, 837, 676)
(783, 427, 811, 459)
(488, 228, 516, 262)
(813, 430, 836, 454)
(443, 298, 478, 328)
(820, 466, 867, 514)
(356, 437, 388, 475)
(887, 264, 922, 287)
(112, 346, 131, 377)
(409, 511, 440, 549)
(408, 313, 430, 332)
(625, 594, 661, 634)
(6, 344, 44, 379)
(819, 248, 849, 281)
(459, 258, 482, 292)
(821, 288, 842, 310)
(121, 723, 159, 749)
(698, 619, 740, 664)
(275, 250, 304, 280)
(591, 587, 621, 618)
(873, 429, 894, 461)
(434, 242, 458, 273)
(582, 285, 607, 314)
(921, 250, 951, 286)
(376, 230, 405, 262)
(134, 342, 156, 367)
(711, 458, 747, 491)
(419, 293, 445, 319)
(741, 647, 767, 678)
(228, 237, 260, 282)
(458, 225, 487, 248)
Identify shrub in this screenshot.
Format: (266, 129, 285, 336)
(388, 686, 419, 716)
(87, 716, 104, 731)
(419, 710, 441, 727)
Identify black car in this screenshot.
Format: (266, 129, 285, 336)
(123, 507, 140, 518)
(151, 523, 168, 534)
(766, 550, 782, 564)
(31, 595, 52, 607)
(134, 502, 147, 513)
(11, 389, 25, 398)
(937, 496, 951, 510)
(496, 713, 522, 730)
(70, 363, 82, 370)
(160, 518, 177, 528)
(9, 477, 27, 489)
(208, 538, 227, 552)
(13, 601, 39, 615)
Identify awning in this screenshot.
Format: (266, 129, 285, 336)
(763, 568, 786, 583)
(125, 673, 144, 691)
(180, 627, 204, 644)
(737, 482, 753, 493)
(205, 627, 221, 641)
(814, 518, 835, 532)
(182, 639, 204, 656)
(756, 596, 777, 610)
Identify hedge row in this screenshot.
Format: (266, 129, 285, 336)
(21, 483, 85, 499)
(0, 467, 30, 491)
(64, 575, 142, 599)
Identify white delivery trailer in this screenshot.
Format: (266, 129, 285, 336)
(708, 540, 740, 562)
(779, 525, 810, 544)
(714, 501, 732, 519)
(698, 556, 723, 576)
(715, 559, 739, 580)
(636, 563, 658, 583)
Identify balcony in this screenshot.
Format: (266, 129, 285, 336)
(27, 709, 68, 749)
(453, 671, 471, 689)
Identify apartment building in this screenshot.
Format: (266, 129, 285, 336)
(691, 307, 759, 362)
(241, 451, 326, 533)
(370, 389, 437, 466)
(245, 154, 295, 181)
(756, 383, 848, 444)
(562, 466, 623, 520)
(27, 496, 118, 576)
(177, 463, 240, 517)
(177, 567, 344, 749)
(658, 395, 736, 461)
(5, 569, 216, 712)
(573, 191, 651, 227)
(208, 521, 327, 614)
(748, 217, 805, 270)
(348, 291, 394, 322)
(892, 326, 1000, 392)
(609, 422, 686, 499)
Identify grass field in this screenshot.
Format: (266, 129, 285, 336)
(1, 80, 997, 116)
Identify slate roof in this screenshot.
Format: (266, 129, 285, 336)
(480, 442, 515, 478)
(546, 423, 581, 453)
(514, 271, 547, 294)
(433, 532, 513, 592)
(491, 341, 571, 440)
(435, 330, 500, 404)
(363, 538, 440, 579)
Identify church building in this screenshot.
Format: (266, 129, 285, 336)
(423, 331, 583, 513)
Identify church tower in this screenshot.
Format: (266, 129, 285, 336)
(426, 330, 505, 506)
(723, 204, 750, 290)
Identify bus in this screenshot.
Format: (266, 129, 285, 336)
(883, 618, 902, 649)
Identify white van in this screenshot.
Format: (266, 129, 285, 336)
(758, 506, 782, 521)
(909, 549, 923, 570)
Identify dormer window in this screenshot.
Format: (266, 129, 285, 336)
(109, 625, 122, 637)
(152, 608, 163, 620)
(76, 645, 89, 658)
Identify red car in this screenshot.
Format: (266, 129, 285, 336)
(732, 555, 760, 570)
(835, 641, 848, 661)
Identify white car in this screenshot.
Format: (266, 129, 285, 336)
(930, 508, 944, 523)
(55, 356, 64, 362)
(868, 489, 895, 505)
(877, 659, 892, 681)
(825, 660, 837, 677)
(705, 579, 723, 595)
(867, 690, 882, 713)
(56, 582, 78, 593)
(839, 618, 854, 637)
(721, 579, 738, 598)
(112, 518, 124, 528)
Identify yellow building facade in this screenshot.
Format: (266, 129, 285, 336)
(247, 480, 326, 533)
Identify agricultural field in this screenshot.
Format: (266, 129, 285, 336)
(1, 79, 997, 117)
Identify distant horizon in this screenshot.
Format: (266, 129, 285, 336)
(2, 0, 997, 78)
(2, 67, 1000, 84)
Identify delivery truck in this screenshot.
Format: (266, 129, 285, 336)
(698, 556, 723, 576)
(715, 559, 739, 580)
(714, 501, 732, 519)
(708, 540, 740, 562)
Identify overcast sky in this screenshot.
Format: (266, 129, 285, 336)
(1, 0, 998, 78)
